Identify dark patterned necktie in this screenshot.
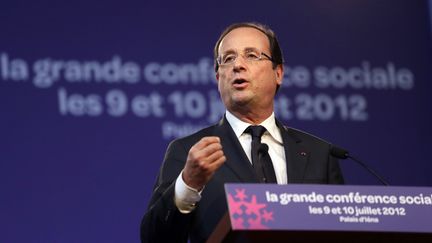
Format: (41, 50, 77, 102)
(245, 125, 277, 183)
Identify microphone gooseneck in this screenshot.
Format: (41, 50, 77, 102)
(330, 145, 389, 186)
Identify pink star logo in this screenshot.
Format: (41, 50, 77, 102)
(227, 188, 274, 229)
(234, 189, 247, 201)
(262, 209, 274, 222)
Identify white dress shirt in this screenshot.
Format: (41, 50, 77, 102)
(174, 111, 287, 213)
(225, 111, 287, 184)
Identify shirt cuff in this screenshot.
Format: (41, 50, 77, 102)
(174, 170, 203, 214)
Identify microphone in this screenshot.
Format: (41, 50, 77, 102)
(330, 145, 389, 186)
(257, 143, 277, 183)
(257, 143, 269, 174)
(258, 143, 269, 154)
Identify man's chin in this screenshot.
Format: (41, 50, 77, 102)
(230, 95, 254, 108)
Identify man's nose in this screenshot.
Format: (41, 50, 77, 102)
(232, 55, 247, 71)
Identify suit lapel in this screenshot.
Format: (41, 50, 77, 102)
(213, 116, 308, 183)
(276, 120, 309, 183)
(214, 117, 259, 182)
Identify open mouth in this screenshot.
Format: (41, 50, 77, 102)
(233, 79, 247, 85)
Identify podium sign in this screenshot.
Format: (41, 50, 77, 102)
(208, 184, 432, 242)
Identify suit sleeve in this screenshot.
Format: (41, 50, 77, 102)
(140, 139, 193, 243)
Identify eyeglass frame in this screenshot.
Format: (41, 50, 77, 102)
(216, 48, 274, 67)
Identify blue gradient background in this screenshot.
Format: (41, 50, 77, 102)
(1, 0, 432, 242)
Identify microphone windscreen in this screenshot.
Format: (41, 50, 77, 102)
(258, 143, 269, 153)
(330, 145, 349, 159)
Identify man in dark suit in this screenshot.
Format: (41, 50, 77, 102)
(141, 22, 344, 243)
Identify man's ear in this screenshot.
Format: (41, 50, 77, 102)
(275, 64, 283, 86)
(216, 73, 219, 80)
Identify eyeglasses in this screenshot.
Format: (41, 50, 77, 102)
(217, 49, 273, 66)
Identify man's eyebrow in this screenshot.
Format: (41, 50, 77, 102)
(220, 47, 260, 55)
(244, 47, 260, 52)
(220, 49, 236, 56)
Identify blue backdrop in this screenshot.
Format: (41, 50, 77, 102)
(1, 0, 432, 242)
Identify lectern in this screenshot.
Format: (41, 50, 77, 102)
(207, 184, 432, 243)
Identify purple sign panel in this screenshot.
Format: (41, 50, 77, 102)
(225, 184, 432, 233)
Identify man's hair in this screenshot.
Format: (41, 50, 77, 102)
(213, 22, 284, 72)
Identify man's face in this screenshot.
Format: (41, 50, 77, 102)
(216, 27, 283, 114)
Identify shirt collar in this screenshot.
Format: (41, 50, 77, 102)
(225, 110, 283, 144)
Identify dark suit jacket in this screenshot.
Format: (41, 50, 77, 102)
(141, 117, 344, 243)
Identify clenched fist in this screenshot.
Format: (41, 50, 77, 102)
(182, 136, 226, 191)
